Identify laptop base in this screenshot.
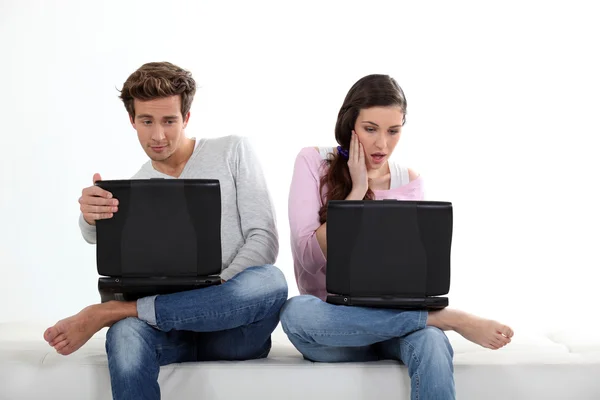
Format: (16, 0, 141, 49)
(326, 295, 448, 310)
(98, 276, 222, 303)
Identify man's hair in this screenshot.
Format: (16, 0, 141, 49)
(119, 61, 196, 119)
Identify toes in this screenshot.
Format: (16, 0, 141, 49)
(488, 341, 500, 350)
(495, 333, 510, 346)
(490, 332, 512, 349)
(44, 327, 59, 343)
(54, 339, 69, 352)
(491, 337, 503, 349)
(43, 327, 52, 342)
(58, 343, 75, 356)
(499, 325, 514, 338)
(49, 334, 66, 347)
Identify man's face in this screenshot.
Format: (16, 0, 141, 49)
(130, 95, 190, 161)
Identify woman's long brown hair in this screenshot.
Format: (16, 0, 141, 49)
(318, 74, 407, 224)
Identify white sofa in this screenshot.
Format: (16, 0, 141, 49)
(2, 321, 600, 400)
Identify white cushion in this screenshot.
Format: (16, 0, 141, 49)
(1, 322, 600, 400)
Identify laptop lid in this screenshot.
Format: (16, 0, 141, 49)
(325, 200, 452, 298)
(95, 179, 222, 278)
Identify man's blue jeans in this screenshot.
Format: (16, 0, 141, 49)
(280, 295, 455, 400)
(105, 265, 288, 400)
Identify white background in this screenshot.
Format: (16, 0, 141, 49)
(0, 0, 598, 335)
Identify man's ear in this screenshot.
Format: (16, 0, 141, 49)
(129, 114, 135, 127)
(183, 112, 191, 128)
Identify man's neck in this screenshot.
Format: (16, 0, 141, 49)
(151, 137, 196, 177)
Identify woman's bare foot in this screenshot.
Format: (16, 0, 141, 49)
(43, 301, 137, 356)
(427, 308, 514, 350)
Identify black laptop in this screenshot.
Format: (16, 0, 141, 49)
(94, 178, 223, 302)
(325, 199, 452, 310)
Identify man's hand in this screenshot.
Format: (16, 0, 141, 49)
(79, 173, 118, 226)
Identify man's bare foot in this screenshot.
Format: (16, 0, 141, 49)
(43, 301, 137, 356)
(427, 308, 514, 350)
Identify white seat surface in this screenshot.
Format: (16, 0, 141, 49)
(1, 322, 600, 400)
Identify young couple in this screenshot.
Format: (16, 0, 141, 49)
(43, 61, 513, 400)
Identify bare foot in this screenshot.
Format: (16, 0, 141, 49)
(428, 308, 514, 350)
(43, 301, 137, 356)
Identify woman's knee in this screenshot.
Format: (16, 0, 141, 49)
(279, 295, 323, 335)
(412, 326, 454, 361)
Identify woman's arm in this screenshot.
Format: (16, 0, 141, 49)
(288, 148, 329, 275)
(313, 188, 366, 255)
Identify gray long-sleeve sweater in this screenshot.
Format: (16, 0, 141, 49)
(78, 135, 279, 281)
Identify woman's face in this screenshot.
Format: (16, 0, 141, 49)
(353, 106, 404, 171)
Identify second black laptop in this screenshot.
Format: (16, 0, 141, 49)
(94, 178, 223, 302)
(325, 199, 452, 310)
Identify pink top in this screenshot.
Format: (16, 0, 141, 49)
(288, 147, 426, 301)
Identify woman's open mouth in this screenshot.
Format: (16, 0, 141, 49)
(371, 153, 387, 164)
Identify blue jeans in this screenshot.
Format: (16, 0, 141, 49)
(280, 295, 455, 400)
(105, 265, 288, 400)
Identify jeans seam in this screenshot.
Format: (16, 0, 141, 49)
(417, 310, 426, 330)
(157, 294, 288, 328)
(399, 338, 421, 400)
(301, 330, 363, 337)
(288, 317, 426, 343)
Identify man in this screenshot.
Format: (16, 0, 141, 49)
(43, 61, 288, 400)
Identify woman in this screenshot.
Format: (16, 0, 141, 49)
(280, 74, 513, 399)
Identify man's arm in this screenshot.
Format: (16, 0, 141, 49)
(220, 137, 279, 281)
(77, 169, 148, 245)
(79, 213, 97, 244)
(77, 173, 113, 245)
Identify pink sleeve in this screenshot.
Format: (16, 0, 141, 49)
(288, 148, 328, 276)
